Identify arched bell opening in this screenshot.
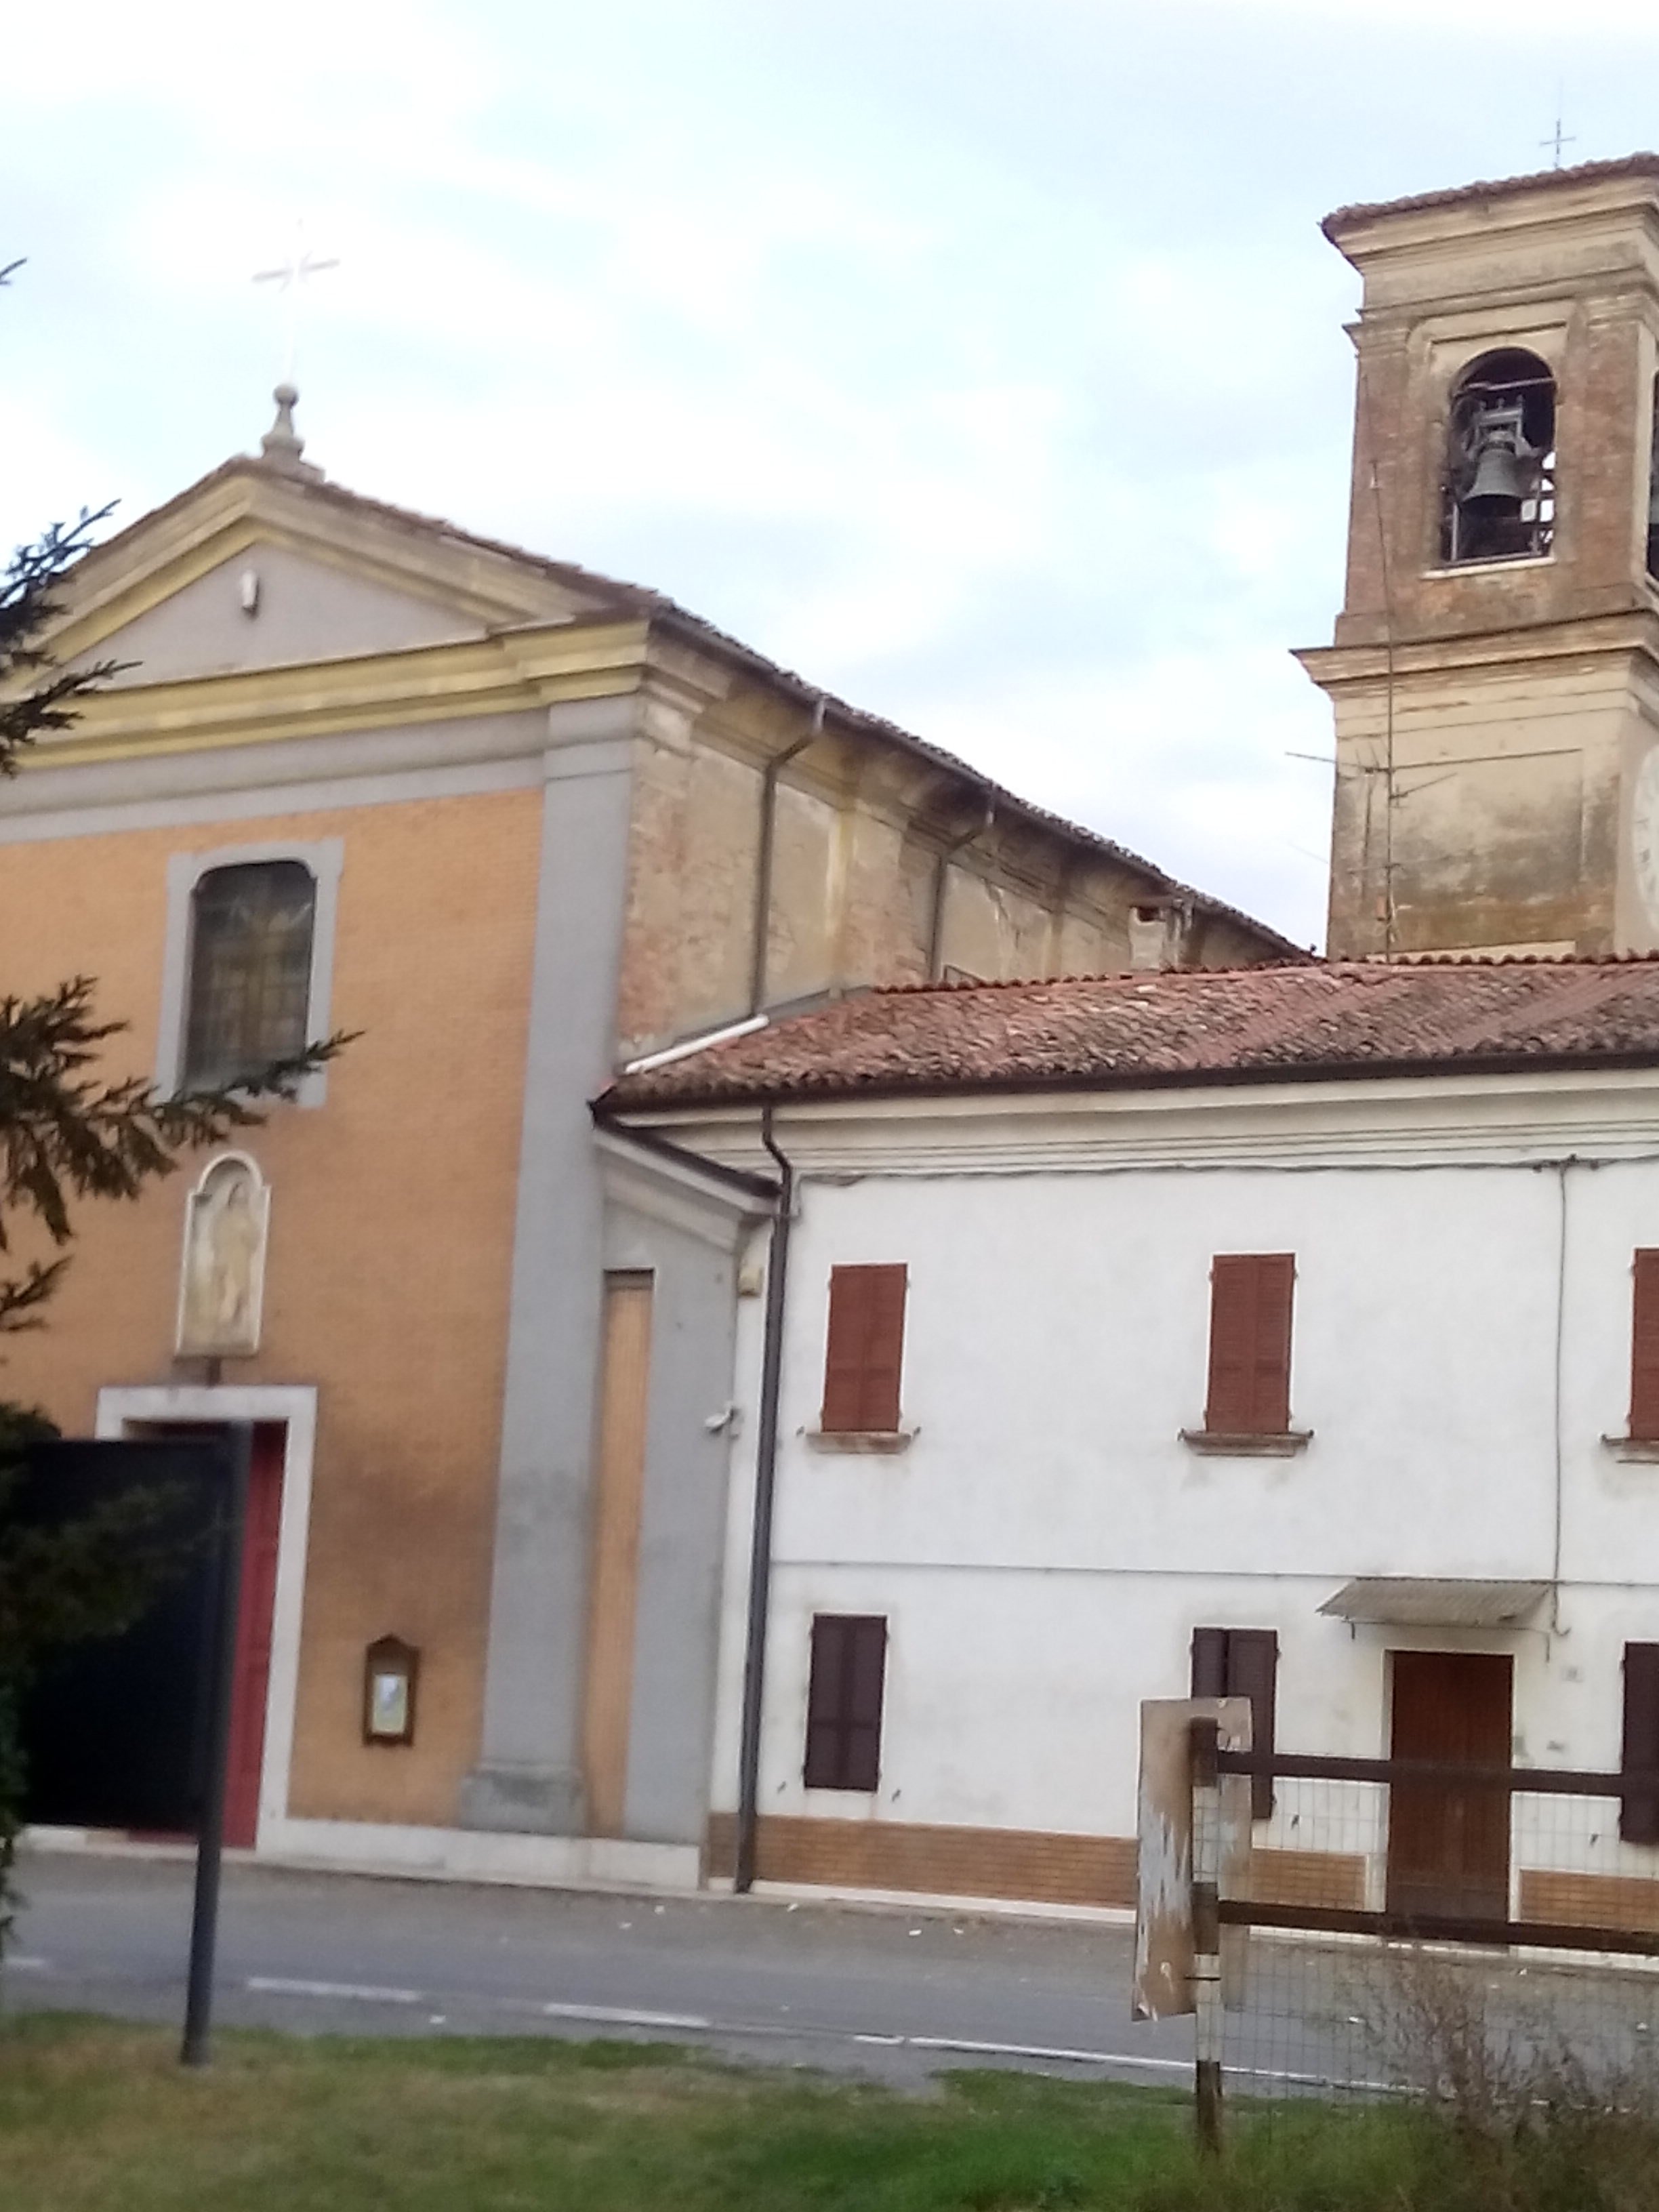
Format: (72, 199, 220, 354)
(1440, 348, 1557, 566)
(1647, 371, 1659, 585)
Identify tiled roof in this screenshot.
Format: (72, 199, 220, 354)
(601, 957, 1659, 1111)
(75, 455, 1302, 960)
(1323, 153, 1659, 240)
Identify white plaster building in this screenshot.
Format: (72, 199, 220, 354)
(602, 961, 1659, 1925)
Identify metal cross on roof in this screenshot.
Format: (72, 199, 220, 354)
(253, 222, 340, 386)
(1540, 102, 1576, 171)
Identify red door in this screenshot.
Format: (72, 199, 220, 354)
(224, 1424, 286, 1849)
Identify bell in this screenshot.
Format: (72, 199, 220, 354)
(1463, 435, 1526, 513)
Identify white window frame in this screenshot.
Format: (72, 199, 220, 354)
(155, 838, 344, 1107)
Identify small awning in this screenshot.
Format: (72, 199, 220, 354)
(1319, 1578, 1551, 1628)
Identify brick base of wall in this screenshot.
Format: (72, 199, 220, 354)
(1519, 1868, 1659, 1931)
(1246, 1847, 1368, 1911)
(705, 1812, 1139, 1909)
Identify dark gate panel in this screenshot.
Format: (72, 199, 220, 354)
(10, 1439, 230, 1835)
(1387, 1650, 1513, 1921)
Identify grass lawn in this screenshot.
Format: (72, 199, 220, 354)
(0, 2011, 1607, 2211)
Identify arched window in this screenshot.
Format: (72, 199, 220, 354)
(183, 860, 316, 1089)
(1441, 348, 1556, 566)
(1647, 372, 1658, 583)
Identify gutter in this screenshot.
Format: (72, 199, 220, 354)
(607, 1045, 1659, 1118)
(588, 1110, 779, 1202)
(735, 1105, 794, 1893)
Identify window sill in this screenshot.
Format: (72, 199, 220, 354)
(1179, 1429, 1313, 1458)
(1420, 554, 1553, 579)
(806, 1427, 917, 1456)
(1602, 1435, 1659, 1462)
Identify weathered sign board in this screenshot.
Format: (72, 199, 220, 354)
(1132, 1696, 1254, 2020)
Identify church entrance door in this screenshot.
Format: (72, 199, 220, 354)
(129, 1419, 286, 1849)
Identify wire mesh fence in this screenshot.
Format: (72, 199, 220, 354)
(1211, 1764, 1659, 2121)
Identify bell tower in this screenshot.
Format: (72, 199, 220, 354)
(1299, 157, 1659, 959)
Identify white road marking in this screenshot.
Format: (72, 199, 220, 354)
(227, 1974, 1379, 2091)
(540, 2001, 712, 2031)
(907, 2034, 1184, 2069)
(5, 1955, 50, 1973)
(247, 1975, 423, 2005)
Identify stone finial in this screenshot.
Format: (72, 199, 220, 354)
(258, 382, 323, 481)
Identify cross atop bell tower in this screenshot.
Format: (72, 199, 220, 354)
(1299, 157, 1659, 960)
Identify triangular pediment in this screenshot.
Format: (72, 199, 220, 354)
(49, 454, 648, 685)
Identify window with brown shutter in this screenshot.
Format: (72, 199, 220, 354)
(1191, 1625, 1278, 1820)
(804, 1614, 887, 1792)
(1622, 1643, 1659, 1844)
(1204, 1254, 1294, 1436)
(1631, 1254, 1659, 1441)
(821, 1265, 907, 1435)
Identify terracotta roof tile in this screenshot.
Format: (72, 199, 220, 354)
(1323, 153, 1659, 240)
(601, 957, 1659, 1111)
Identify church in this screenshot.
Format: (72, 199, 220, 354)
(0, 366, 1290, 1883)
(12, 150, 1659, 1913)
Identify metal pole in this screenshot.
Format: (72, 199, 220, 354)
(1191, 1716, 1224, 2156)
(180, 1421, 251, 2068)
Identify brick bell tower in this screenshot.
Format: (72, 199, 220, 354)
(1299, 157, 1659, 960)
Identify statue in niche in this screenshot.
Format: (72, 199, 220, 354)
(178, 1153, 269, 1357)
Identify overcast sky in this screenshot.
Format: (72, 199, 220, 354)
(7, 1, 1659, 947)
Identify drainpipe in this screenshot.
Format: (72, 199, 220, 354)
(734, 1105, 795, 1893)
(926, 797, 996, 983)
(749, 698, 826, 1017)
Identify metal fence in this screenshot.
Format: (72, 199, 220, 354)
(1141, 1708, 1659, 2145)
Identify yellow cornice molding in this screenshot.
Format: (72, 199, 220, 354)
(19, 619, 654, 768)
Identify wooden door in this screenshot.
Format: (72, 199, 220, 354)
(1386, 1650, 1512, 1922)
(224, 1425, 285, 1849)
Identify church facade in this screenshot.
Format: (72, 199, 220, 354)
(1, 403, 1290, 1882)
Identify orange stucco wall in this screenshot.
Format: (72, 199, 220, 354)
(0, 785, 541, 1825)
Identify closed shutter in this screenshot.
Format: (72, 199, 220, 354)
(1204, 1254, 1294, 1435)
(1191, 1626, 1278, 1820)
(1250, 1258, 1295, 1435)
(843, 1617, 888, 1792)
(821, 1265, 907, 1433)
(1190, 1626, 1229, 1700)
(804, 1614, 886, 1791)
(1631, 1254, 1659, 1441)
(1622, 1642, 1659, 1844)
(1225, 1629, 1279, 1822)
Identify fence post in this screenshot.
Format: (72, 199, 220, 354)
(1190, 1715, 1223, 2156)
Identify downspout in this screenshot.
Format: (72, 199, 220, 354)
(734, 1104, 794, 1893)
(926, 797, 996, 983)
(1549, 1158, 1573, 1639)
(749, 697, 825, 1017)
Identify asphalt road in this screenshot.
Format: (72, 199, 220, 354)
(3, 1847, 1212, 2087)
